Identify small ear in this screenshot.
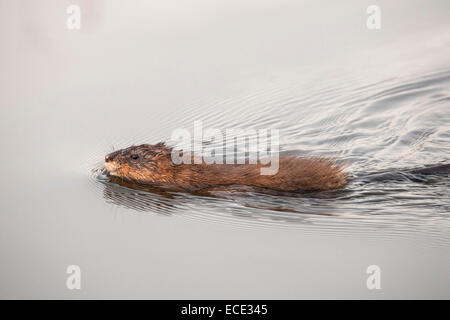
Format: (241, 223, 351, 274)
(154, 142, 166, 148)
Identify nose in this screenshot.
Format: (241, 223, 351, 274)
(106, 150, 120, 163)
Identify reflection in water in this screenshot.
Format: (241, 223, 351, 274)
(97, 169, 178, 214)
(95, 167, 341, 224)
(102, 181, 177, 215)
(94, 153, 450, 245)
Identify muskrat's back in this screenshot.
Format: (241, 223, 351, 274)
(171, 157, 346, 191)
(104, 143, 347, 192)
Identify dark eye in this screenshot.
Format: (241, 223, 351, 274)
(131, 154, 139, 160)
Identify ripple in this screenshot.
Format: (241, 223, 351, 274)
(89, 65, 450, 247)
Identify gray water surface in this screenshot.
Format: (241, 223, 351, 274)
(1, 0, 450, 299)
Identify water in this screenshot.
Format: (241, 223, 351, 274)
(1, 0, 449, 298)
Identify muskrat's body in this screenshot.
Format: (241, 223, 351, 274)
(104, 143, 347, 192)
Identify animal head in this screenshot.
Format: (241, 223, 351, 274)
(104, 142, 173, 183)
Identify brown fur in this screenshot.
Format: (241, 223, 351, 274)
(104, 143, 347, 192)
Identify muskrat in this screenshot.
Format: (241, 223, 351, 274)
(104, 143, 347, 192)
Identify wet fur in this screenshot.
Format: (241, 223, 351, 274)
(105, 143, 347, 192)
